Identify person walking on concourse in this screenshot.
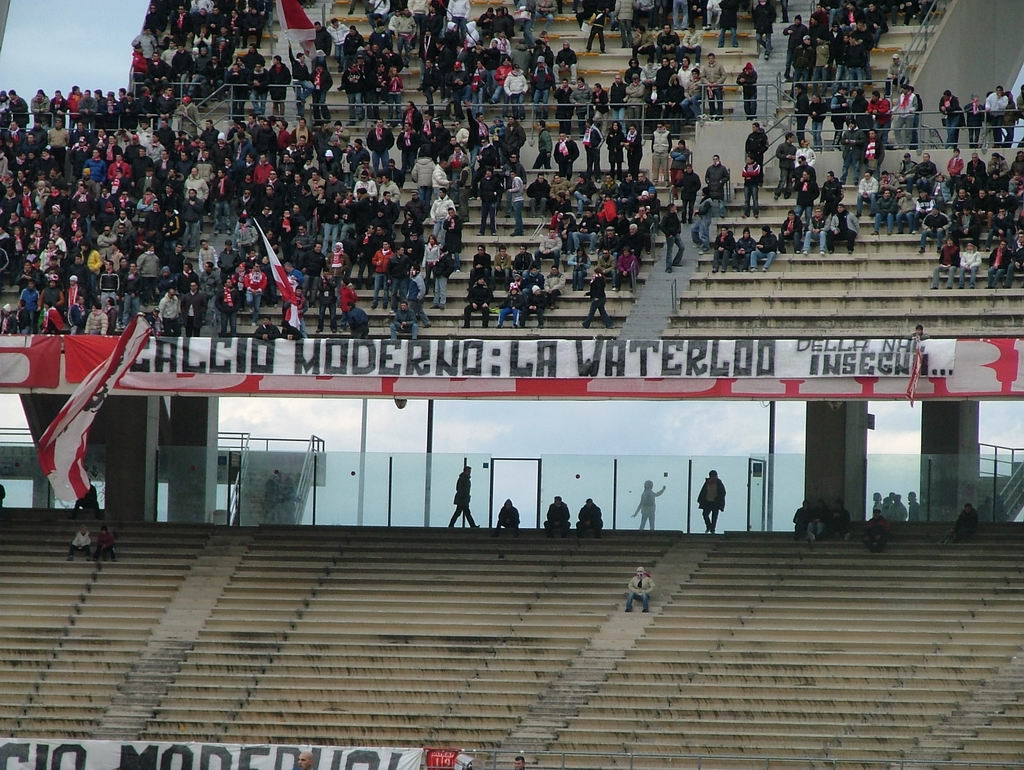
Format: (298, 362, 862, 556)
(449, 466, 478, 527)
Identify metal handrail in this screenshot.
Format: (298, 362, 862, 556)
(463, 747, 1021, 769)
(757, 108, 1011, 153)
(900, 0, 949, 80)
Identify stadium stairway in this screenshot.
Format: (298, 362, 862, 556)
(501, 537, 714, 751)
(91, 531, 252, 740)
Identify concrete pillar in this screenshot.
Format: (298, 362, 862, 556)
(804, 401, 868, 520)
(920, 401, 979, 522)
(164, 396, 219, 523)
(21, 394, 68, 509)
(104, 396, 159, 521)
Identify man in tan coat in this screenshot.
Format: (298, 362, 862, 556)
(625, 566, 655, 612)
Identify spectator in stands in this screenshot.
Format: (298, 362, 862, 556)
(827, 203, 858, 255)
(581, 268, 613, 329)
(697, 470, 725, 534)
(942, 503, 979, 544)
(67, 526, 92, 560)
(624, 566, 654, 612)
(389, 299, 418, 339)
(863, 508, 891, 553)
(750, 225, 779, 271)
(543, 496, 571, 538)
(464, 278, 493, 328)
(71, 484, 100, 518)
(987, 240, 1014, 288)
(449, 466, 478, 528)
(493, 499, 520, 537)
(633, 479, 665, 531)
(792, 500, 812, 541)
(931, 238, 960, 289)
(576, 498, 603, 538)
(93, 526, 117, 561)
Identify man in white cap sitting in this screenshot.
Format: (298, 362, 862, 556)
(625, 566, 655, 612)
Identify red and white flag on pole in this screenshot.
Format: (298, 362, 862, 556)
(906, 344, 924, 405)
(37, 315, 152, 503)
(254, 220, 302, 328)
(276, 0, 317, 52)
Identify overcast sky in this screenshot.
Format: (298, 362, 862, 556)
(0, 0, 143, 98)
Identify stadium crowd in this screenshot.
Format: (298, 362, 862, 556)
(1, 0, 1018, 340)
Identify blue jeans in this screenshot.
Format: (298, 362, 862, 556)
(956, 265, 978, 289)
(321, 223, 340, 251)
(569, 232, 596, 254)
(691, 217, 711, 250)
(390, 320, 418, 339)
(625, 592, 649, 611)
(532, 89, 549, 117)
(919, 228, 944, 251)
(120, 294, 140, 327)
(247, 291, 262, 324)
(511, 200, 524, 235)
(433, 276, 448, 307)
(874, 212, 895, 234)
(497, 307, 521, 327)
(348, 92, 364, 122)
(896, 212, 917, 233)
(750, 249, 777, 270)
(293, 80, 313, 116)
(794, 205, 813, 227)
(856, 193, 876, 217)
(371, 150, 389, 174)
(803, 231, 827, 252)
(213, 200, 232, 233)
(372, 273, 388, 305)
(717, 27, 737, 48)
(664, 234, 684, 268)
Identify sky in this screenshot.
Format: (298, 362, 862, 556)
(0, 0, 143, 98)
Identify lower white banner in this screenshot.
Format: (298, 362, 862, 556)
(0, 740, 423, 770)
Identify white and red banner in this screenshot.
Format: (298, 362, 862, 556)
(36, 316, 151, 502)
(276, 0, 317, 50)
(0, 739, 422, 770)
(11, 335, 1024, 401)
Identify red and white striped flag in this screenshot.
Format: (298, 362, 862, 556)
(905, 344, 924, 405)
(38, 315, 152, 503)
(254, 220, 302, 328)
(276, 0, 317, 52)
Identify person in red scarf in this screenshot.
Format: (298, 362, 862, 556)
(216, 275, 243, 337)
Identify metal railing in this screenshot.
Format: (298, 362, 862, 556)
(980, 442, 1024, 523)
(463, 747, 1021, 769)
(900, 0, 950, 78)
(291, 434, 325, 525)
(759, 108, 1015, 152)
(218, 431, 251, 526)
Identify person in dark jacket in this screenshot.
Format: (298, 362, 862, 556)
(463, 278, 493, 328)
(581, 268, 612, 328)
(544, 496, 571, 538)
(449, 466, 478, 527)
(577, 498, 604, 538)
(493, 499, 520, 537)
(697, 470, 726, 533)
(943, 503, 978, 543)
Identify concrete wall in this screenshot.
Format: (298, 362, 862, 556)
(914, 0, 1024, 106)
